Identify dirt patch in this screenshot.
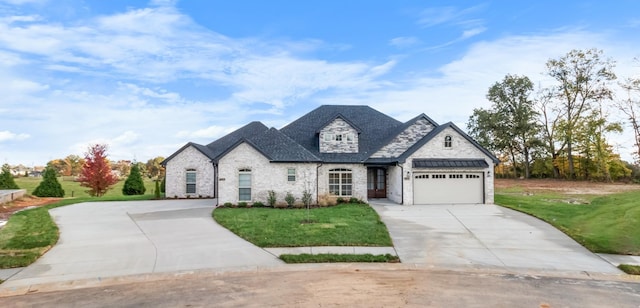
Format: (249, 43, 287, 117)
(0, 195, 61, 220)
(495, 178, 640, 195)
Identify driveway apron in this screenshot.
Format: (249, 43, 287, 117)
(1, 200, 282, 291)
(372, 203, 621, 274)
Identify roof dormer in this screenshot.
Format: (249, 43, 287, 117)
(317, 114, 360, 153)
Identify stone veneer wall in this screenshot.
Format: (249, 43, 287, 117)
(218, 142, 318, 204)
(165, 146, 215, 198)
(319, 118, 359, 153)
(371, 118, 434, 158)
(402, 127, 495, 205)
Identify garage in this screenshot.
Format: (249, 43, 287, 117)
(411, 159, 488, 205)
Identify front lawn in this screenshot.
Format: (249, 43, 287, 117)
(496, 190, 640, 255)
(213, 203, 393, 247)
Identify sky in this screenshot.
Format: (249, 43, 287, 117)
(1, 0, 639, 166)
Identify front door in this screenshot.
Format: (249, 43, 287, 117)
(367, 168, 386, 198)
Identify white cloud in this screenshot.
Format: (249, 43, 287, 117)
(177, 125, 237, 139)
(0, 130, 30, 142)
(389, 36, 419, 48)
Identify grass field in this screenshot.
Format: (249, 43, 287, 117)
(495, 185, 640, 255)
(213, 203, 393, 247)
(14, 176, 158, 198)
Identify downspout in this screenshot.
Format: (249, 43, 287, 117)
(212, 161, 219, 206)
(398, 162, 404, 205)
(316, 163, 323, 204)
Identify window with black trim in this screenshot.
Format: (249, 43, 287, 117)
(186, 169, 196, 194)
(444, 135, 452, 148)
(329, 168, 352, 196)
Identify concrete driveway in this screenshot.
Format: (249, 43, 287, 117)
(371, 202, 622, 275)
(0, 199, 282, 293)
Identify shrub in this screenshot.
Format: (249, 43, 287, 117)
(0, 164, 19, 189)
(285, 192, 296, 207)
(318, 193, 337, 207)
(349, 197, 362, 204)
(223, 202, 234, 207)
(301, 189, 313, 207)
(275, 201, 289, 209)
(154, 180, 161, 199)
(160, 176, 166, 193)
(336, 197, 345, 204)
(237, 201, 248, 208)
(122, 164, 146, 195)
(267, 190, 277, 207)
(32, 167, 65, 197)
(252, 201, 265, 207)
(293, 201, 305, 209)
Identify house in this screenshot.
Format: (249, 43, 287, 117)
(162, 105, 499, 205)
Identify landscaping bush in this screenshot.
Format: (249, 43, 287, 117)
(0, 164, 19, 189)
(154, 180, 161, 199)
(223, 202, 234, 207)
(252, 201, 265, 207)
(160, 176, 166, 193)
(349, 197, 362, 204)
(32, 167, 64, 197)
(336, 197, 345, 204)
(267, 190, 277, 207)
(122, 164, 146, 195)
(318, 193, 337, 207)
(275, 201, 289, 209)
(285, 192, 296, 207)
(237, 201, 248, 208)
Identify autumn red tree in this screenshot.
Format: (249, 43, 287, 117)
(78, 144, 119, 197)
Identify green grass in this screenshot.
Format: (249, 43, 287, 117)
(213, 203, 393, 247)
(280, 253, 399, 263)
(495, 190, 640, 255)
(618, 264, 640, 275)
(14, 177, 157, 198)
(0, 194, 157, 269)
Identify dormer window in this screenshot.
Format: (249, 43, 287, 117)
(444, 135, 452, 148)
(324, 133, 333, 141)
(318, 116, 359, 153)
(335, 134, 343, 141)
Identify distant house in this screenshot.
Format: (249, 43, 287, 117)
(163, 105, 499, 205)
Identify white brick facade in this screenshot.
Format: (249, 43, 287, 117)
(218, 143, 318, 204)
(165, 146, 215, 198)
(401, 127, 495, 205)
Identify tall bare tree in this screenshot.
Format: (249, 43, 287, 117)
(546, 48, 616, 179)
(617, 77, 640, 163)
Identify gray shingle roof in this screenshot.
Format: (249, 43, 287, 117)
(280, 105, 403, 163)
(412, 158, 489, 168)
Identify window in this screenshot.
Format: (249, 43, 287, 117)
(335, 134, 343, 141)
(324, 133, 333, 141)
(239, 169, 251, 201)
(186, 169, 196, 194)
(329, 168, 352, 196)
(346, 133, 353, 142)
(449, 174, 463, 179)
(444, 135, 452, 148)
(287, 168, 296, 182)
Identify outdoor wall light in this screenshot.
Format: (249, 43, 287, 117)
(405, 171, 411, 179)
(487, 170, 491, 178)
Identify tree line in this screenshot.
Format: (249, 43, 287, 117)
(467, 48, 640, 181)
(1, 144, 166, 197)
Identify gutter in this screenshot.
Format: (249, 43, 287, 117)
(398, 162, 404, 205)
(316, 163, 323, 204)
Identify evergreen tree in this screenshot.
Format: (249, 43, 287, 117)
(160, 176, 166, 193)
(0, 164, 19, 189)
(154, 179, 161, 199)
(122, 164, 146, 195)
(33, 167, 65, 197)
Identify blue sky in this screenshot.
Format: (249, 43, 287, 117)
(1, 0, 639, 166)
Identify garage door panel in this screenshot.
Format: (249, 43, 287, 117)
(413, 173, 483, 204)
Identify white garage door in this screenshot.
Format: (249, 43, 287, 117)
(413, 173, 484, 204)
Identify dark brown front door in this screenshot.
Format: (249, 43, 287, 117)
(367, 168, 386, 198)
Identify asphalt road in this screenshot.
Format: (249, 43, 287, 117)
(2, 267, 639, 307)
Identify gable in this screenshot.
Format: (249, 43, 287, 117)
(370, 116, 436, 158)
(318, 117, 359, 153)
(407, 125, 498, 162)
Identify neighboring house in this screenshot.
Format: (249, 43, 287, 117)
(163, 105, 499, 205)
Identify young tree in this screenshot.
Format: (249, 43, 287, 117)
(617, 77, 640, 163)
(78, 144, 119, 197)
(33, 167, 65, 197)
(546, 48, 617, 179)
(122, 164, 146, 195)
(0, 164, 19, 189)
